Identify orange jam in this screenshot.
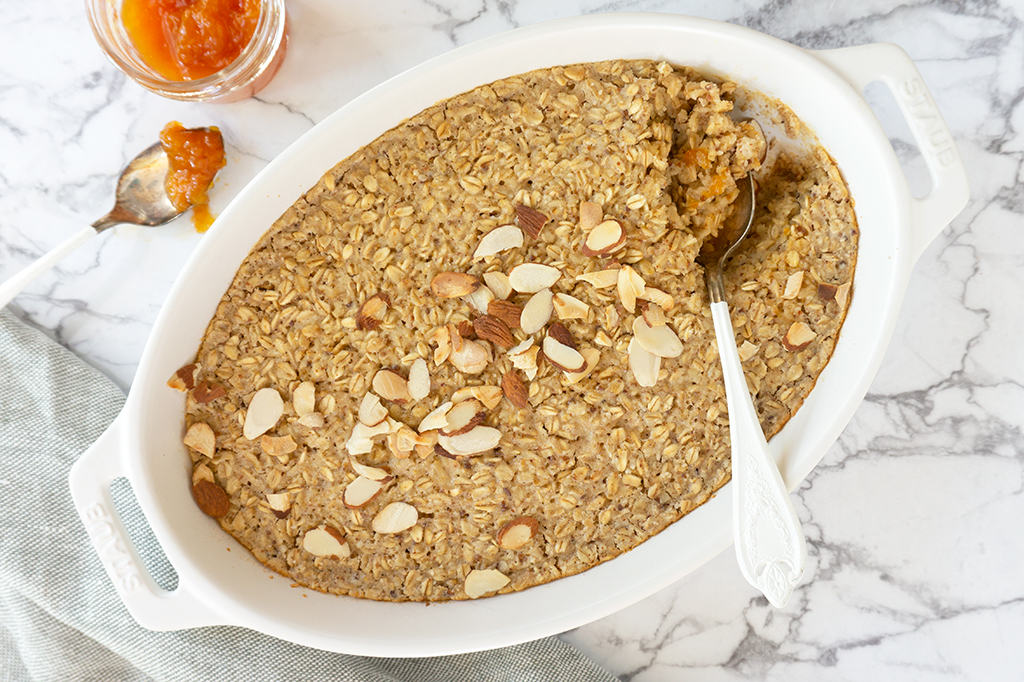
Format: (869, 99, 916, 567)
(160, 121, 226, 232)
(122, 0, 261, 81)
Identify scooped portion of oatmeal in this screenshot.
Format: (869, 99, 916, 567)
(172, 59, 857, 602)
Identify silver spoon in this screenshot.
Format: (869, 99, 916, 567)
(699, 173, 807, 608)
(0, 142, 180, 309)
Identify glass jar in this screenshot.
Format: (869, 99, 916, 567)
(85, 0, 288, 103)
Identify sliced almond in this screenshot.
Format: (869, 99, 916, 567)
(441, 398, 486, 436)
(344, 475, 388, 509)
(487, 299, 523, 329)
(581, 219, 626, 256)
(835, 282, 852, 309)
(738, 341, 760, 363)
(641, 303, 669, 328)
(371, 502, 418, 534)
(576, 268, 619, 289)
(565, 348, 600, 384)
(552, 293, 590, 321)
(579, 200, 603, 232)
(520, 289, 554, 334)
(260, 434, 297, 458)
(167, 363, 198, 392)
(437, 425, 502, 456)
(464, 568, 510, 598)
(782, 271, 804, 300)
(514, 204, 548, 239)
(474, 224, 524, 259)
(183, 422, 215, 458)
(243, 388, 284, 440)
(547, 322, 577, 350)
(501, 371, 530, 408)
(496, 516, 539, 550)
(448, 338, 491, 374)
(542, 335, 587, 372)
(483, 271, 513, 300)
(265, 492, 291, 519)
(433, 325, 452, 366)
(404, 358, 429, 401)
(451, 385, 503, 410)
(346, 436, 374, 456)
(193, 381, 225, 404)
(782, 321, 817, 351)
(508, 263, 561, 294)
(372, 369, 412, 404)
(632, 317, 684, 358)
(303, 525, 350, 558)
(192, 463, 215, 485)
(448, 323, 465, 353)
(418, 401, 454, 432)
(346, 418, 391, 455)
(509, 341, 540, 381)
(298, 412, 325, 428)
(617, 265, 645, 314)
(463, 284, 496, 315)
(192, 480, 229, 518)
(640, 286, 675, 312)
(350, 457, 391, 481)
(628, 337, 661, 387)
(292, 381, 316, 417)
(431, 272, 479, 298)
(356, 292, 390, 330)
(473, 315, 515, 349)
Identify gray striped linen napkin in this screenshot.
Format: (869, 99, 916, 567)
(0, 309, 619, 682)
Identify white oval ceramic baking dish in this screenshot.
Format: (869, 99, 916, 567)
(69, 13, 968, 656)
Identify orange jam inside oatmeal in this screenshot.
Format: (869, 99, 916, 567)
(172, 60, 857, 602)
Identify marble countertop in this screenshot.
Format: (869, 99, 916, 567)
(2, 1, 1021, 679)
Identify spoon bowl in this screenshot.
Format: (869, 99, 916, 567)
(698, 172, 808, 608)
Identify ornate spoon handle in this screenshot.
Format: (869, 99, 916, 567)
(711, 299, 807, 607)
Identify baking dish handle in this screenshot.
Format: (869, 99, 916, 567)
(811, 43, 970, 262)
(69, 414, 226, 631)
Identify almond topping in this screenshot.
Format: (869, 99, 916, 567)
(448, 338, 491, 374)
(632, 317, 684, 358)
(576, 268, 619, 289)
(463, 284, 496, 315)
(473, 315, 515, 349)
(407, 358, 430, 401)
(541, 335, 586, 372)
(640, 286, 675, 312)
(552, 293, 590, 321)
(457, 319, 475, 339)
(508, 340, 540, 380)
(464, 568, 510, 598)
(192, 479, 230, 518)
(350, 458, 391, 481)
(356, 292, 390, 330)
(183, 422, 215, 458)
(514, 204, 548, 239)
(298, 412, 324, 428)
(496, 516, 539, 550)
(818, 282, 838, 301)
(243, 388, 284, 439)
(482, 271, 513, 300)
(617, 265, 645, 313)
(344, 475, 389, 509)
(628, 337, 661, 387)
(509, 263, 561, 293)
(433, 325, 452, 366)
(167, 363, 198, 391)
(501, 371, 530, 408)
(265, 492, 291, 518)
(487, 299, 523, 329)
(357, 392, 389, 426)
(372, 369, 412, 404)
(452, 385, 503, 410)
(782, 321, 817, 351)
(579, 200, 603, 232)
(581, 219, 626, 256)
(260, 434, 297, 458)
(430, 272, 479, 298)
(738, 341, 760, 362)
(418, 401, 454, 432)
(641, 302, 669, 328)
(782, 271, 804, 300)
(564, 348, 600, 384)
(303, 525, 350, 558)
(193, 381, 225, 404)
(546, 322, 578, 350)
(441, 399, 486, 436)
(835, 282, 852, 309)
(292, 381, 316, 417)
(437, 426, 502, 456)
(520, 288, 554, 334)
(371, 502, 418, 534)
(474, 224, 524, 259)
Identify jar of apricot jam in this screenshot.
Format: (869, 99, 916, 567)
(86, 0, 287, 103)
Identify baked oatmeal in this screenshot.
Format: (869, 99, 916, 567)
(172, 59, 858, 601)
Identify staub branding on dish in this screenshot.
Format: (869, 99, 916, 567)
(901, 78, 957, 169)
(83, 502, 144, 593)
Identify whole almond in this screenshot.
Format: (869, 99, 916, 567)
(473, 315, 514, 349)
(515, 204, 548, 239)
(487, 299, 523, 329)
(356, 292, 390, 330)
(496, 516, 539, 550)
(430, 272, 480, 298)
(501, 371, 530, 408)
(192, 479, 230, 518)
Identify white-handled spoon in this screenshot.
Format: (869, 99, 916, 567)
(699, 173, 807, 607)
(0, 142, 181, 309)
